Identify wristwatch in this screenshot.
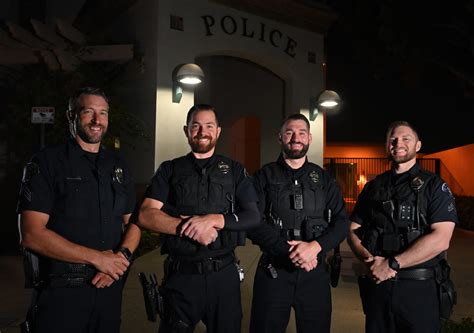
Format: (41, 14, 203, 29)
(388, 256, 400, 272)
(117, 247, 133, 262)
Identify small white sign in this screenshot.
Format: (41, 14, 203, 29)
(31, 107, 55, 124)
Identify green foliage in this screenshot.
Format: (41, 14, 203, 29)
(441, 317, 474, 333)
(134, 231, 161, 258)
(454, 196, 474, 231)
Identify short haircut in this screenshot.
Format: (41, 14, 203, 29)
(280, 113, 310, 132)
(68, 87, 109, 114)
(385, 120, 420, 142)
(186, 104, 219, 126)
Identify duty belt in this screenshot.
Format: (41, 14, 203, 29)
(393, 268, 434, 281)
(46, 263, 96, 288)
(280, 228, 302, 241)
(260, 253, 324, 272)
(166, 254, 234, 274)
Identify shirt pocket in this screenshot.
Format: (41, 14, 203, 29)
(56, 177, 91, 219)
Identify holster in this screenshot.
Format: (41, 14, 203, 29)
(328, 246, 342, 288)
(20, 248, 41, 332)
(20, 288, 39, 333)
(138, 272, 163, 322)
(435, 259, 457, 320)
(22, 248, 41, 288)
(148, 265, 191, 333)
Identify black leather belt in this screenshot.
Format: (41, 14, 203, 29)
(395, 268, 434, 280)
(46, 264, 96, 288)
(48, 275, 91, 288)
(167, 254, 234, 274)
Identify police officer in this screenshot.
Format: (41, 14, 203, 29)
(18, 87, 141, 333)
(248, 113, 349, 333)
(137, 104, 260, 333)
(348, 121, 458, 333)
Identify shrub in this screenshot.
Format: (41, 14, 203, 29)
(441, 317, 474, 333)
(134, 231, 161, 258)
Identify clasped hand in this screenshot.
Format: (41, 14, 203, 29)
(365, 256, 397, 284)
(179, 214, 221, 245)
(288, 240, 322, 272)
(92, 250, 130, 288)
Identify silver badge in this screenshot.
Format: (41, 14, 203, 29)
(218, 161, 230, 174)
(309, 171, 320, 183)
(113, 167, 123, 184)
(411, 176, 424, 191)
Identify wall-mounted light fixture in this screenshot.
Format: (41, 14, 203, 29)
(172, 63, 205, 103)
(309, 90, 341, 121)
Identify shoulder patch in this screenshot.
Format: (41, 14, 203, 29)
(20, 162, 40, 203)
(441, 182, 453, 198)
(22, 162, 40, 183)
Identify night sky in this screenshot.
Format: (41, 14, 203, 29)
(322, 0, 473, 154)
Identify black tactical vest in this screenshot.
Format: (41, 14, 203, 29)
(162, 154, 243, 257)
(169, 155, 234, 215)
(360, 169, 435, 256)
(261, 162, 328, 241)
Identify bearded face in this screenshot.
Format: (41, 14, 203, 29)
(76, 115, 108, 144)
(282, 140, 310, 159)
(185, 110, 221, 157)
(386, 125, 420, 164)
(70, 94, 109, 144)
(280, 119, 312, 160)
(188, 132, 217, 154)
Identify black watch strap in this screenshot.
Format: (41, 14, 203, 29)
(388, 256, 400, 272)
(117, 247, 133, 262)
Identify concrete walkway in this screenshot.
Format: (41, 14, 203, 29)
(1, 228, 473, 333)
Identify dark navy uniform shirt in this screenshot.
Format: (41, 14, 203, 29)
(18, 139, 135, 251)
(351, 163, 459, 227)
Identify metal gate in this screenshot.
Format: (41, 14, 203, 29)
(323, 158, 440, 213)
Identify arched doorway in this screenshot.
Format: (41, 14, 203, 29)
(194, 55, 285, 173)
(229, 116, 261, 174)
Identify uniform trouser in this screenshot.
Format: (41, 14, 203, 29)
(34, 280, 124, 333)
(358, 275, 439, 333)
(159, 262, 242, 333)
(250, 259, 332, 333)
